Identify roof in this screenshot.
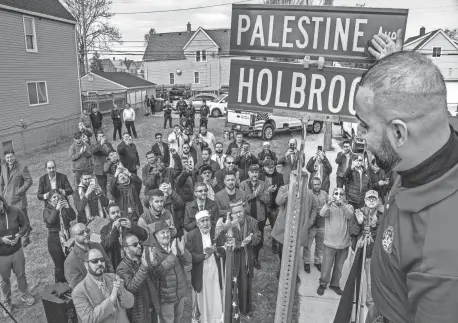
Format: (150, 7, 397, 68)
(90, 72, 156, 88)
(404, 29, 458, 51)
(124, 60, 135, 69)
(143, 27, 230, 61)
(0, 0, 76, 22)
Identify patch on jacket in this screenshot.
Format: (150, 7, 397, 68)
(382, 225, 394, 254)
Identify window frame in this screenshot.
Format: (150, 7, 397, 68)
(23, 16, 38, 53)
(169, 73, 175, 85)
(26, 81, 49, 106)
(432, 46, 442, 58)
(194, 72, 200, 84)
(201, 49, 207, 62)
(195, 50, 201, 62)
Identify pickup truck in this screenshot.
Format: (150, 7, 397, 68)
(226, 109, 323, 140)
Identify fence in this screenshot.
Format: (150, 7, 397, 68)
(82, 92, 127, 115)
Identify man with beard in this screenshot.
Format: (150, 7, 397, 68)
(257, 142, 277, 162)
(282, 138, 303, 185)
(186, 210, 224, 323)
(151, 132, 170, 167)
(240, 164, 274, 269)
(187, 102, 196, 130)
(191, 134, 206, 165)
(200, 100, 210, 128)
(184, 182, 220, 232)
(100, 203, 147, 269)
(354, 51, 458, 323)
(111, 103, 123, 141)
(214, 155, 242, 192)
(144, 221, 191, 323)
(335, 140, 354, 189)
(216, 200, 260, 316)
(110, 165, 143, 223)
(344, 155, 372, 210)
(303, 177, 327, 274)
(215, 171, 246, 217)
(117, 234, 160, 323)
(236, 142, 259, 181)
(138, 190, 177, 236)
(168, 125, 188, 168)
(177, 97, 188, 119)
(92, 132, 115, 195)
(72, 248, 134, 323)
(368, 159, 390, 205)
(163, 101, 173, 129)
(64, 223, 113, 289)
(143, 152, 182, 192)
(198, 126, 216, 152)
(117, 133, 140, 175)
(77, 172, 109, 223)
(211, 142, 226, 170)
(194, 147, 220, 174)
(159, 182, 185, 239)
(225, 132, 246, 158)
(0, 195, 34, 317)
(37, 160, 73, 207)
(317, 188, 353, 296)
(90, 106, 104, 133)
(104, 151, 121, 202)
(0, 150, 33, 248)
(306, 148, 332, 194)
(181, 142, 196, 168)
(175, 157, 195, 206)
(259, 159, 284, 254)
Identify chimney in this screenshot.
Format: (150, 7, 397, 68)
(113, 57, 115, 61)
(420, 26, 426, 36)
(187, 22, 191, 32)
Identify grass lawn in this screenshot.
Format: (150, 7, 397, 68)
(8, 114, 301, 323)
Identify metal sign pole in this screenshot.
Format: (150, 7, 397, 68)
(274, 117, 310, 323)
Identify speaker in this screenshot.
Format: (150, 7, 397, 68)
(41, 283, 78, 323)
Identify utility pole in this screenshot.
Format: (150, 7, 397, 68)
(82, 0, 89, 74)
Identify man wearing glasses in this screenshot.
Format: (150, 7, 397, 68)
(64, 223, 114, 289)
(72, 248, 134, 322)
(184, 182, 220, 232)
(344, 155, 372, 210)
(316, 188, 354, 296)
(335, 140, 354, 190)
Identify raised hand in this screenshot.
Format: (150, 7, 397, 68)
(369, 29, 404, 60)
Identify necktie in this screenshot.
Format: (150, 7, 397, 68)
(98, 281, 111, 299)
(199, 204, 203, 211)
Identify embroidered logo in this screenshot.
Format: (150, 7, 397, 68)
(382, 226, 394, 254)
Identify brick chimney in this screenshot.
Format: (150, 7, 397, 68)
(420, 26, 426, 36)
(187, 22, 191, 32)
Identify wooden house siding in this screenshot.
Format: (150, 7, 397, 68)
(81, 74, 126, 94)
(0, 9, 80, 155)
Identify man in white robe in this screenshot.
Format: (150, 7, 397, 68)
(185, 210, 224, 323)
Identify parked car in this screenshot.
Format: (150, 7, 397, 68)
(219, 85, 229, 94)
(186, 93, 218, 111)
(169, 87, 187, 104)
(208, 94, 228, 117)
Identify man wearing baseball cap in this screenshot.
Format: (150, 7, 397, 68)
(259, 159, 284, 254)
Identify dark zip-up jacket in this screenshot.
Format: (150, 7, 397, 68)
(90, 111, 103, 129)
(0, 200, 29, 256)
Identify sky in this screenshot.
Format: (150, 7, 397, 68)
(101, 0, 458, 61)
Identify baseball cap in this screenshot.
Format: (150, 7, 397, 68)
(263, 159, 275, 167)
(365, 190, 379, 199)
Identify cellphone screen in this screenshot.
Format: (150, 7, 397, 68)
(318, 146, 323, 151)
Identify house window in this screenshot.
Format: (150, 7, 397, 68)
(27, 81, 48, 106)
(169, 73, 175, 85)
(23, 17, 37, 52)
(432, 47, 442, 58)
(194, 72, 200, 84)
(195, 50, 207, 62)
(2, 141, 14, 153)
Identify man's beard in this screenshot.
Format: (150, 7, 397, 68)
(216, 149, 223, 154)
(226, 183, 235, 190)
(371, 131, 401, 173)
(88, 265, 105, 277)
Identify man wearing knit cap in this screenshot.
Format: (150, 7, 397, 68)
(240, 164, 274, 269)
(186, 210, 224, 323)
(144, 220, 191, 323)
(216, 200, 260, 316)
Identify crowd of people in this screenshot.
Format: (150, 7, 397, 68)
(0, 95, 397, 323)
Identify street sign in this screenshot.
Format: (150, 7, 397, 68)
(228, 59, 365, 120)
(230, 4, 408, 62)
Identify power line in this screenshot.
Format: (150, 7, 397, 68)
(113, 0, 253, 14)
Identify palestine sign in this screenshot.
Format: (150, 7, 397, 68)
(230, 4, 408, 62)
(228, 4, 408, 120)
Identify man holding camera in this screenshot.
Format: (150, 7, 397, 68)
(72, 248, 134, 323)
(306, 147, 332, 194)
(118, 133, 140, 176)
(282, 138, 302, 185)
(235, 142, 259, 182)
(77, 172, 109, 224)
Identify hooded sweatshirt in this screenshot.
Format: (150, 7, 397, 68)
(0, 196, 29, 256)
(319, 202, 354, 249)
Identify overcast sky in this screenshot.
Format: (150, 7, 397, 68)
(103, 0, 458, 60)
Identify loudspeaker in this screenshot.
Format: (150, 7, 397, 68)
(41, 283, 78, 323)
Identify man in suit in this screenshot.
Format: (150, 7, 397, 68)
(64, 223, 114, 289)
(72, 248, 134, 323)
(117, 133, 140, 175)
(184, 182, 220, 232)
(0, 150, 33, 246)
(185, 210, 224, 323)
(151, 132, 170, 167)
(215, 171, 247, 218)
(282, 138, 304, 184)
(37, 160, 73, 206)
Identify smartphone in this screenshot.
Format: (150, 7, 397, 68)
(289, 144, 295, 150)
(89, 178, 96, 186)
(318, 145, 323, 151)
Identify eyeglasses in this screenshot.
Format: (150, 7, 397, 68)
(357, 159, 363, 162)
(88, 257, 105, 264)
(76, 228, 91, 236)
(127, 242, 141, 248)
(334, 192, 345, 197)
(196, 189, 208, 193)
(343, 146, 350, 148)
(226, 162, 235, 164)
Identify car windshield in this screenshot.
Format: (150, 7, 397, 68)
(212, 94, 226, 102)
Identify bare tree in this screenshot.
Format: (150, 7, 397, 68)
(444, 28, 458, 41)
(63, 0, 122, 75)
(144, 28, 157, 47)
(89, 51, 104, 73)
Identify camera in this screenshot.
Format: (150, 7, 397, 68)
(318, 145, 323, 151)
(289, 143, 295, 150)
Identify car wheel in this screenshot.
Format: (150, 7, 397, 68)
(211, 108, 222, 118)
(262, 124, 275, 140)
(312, 121, 323, 134)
